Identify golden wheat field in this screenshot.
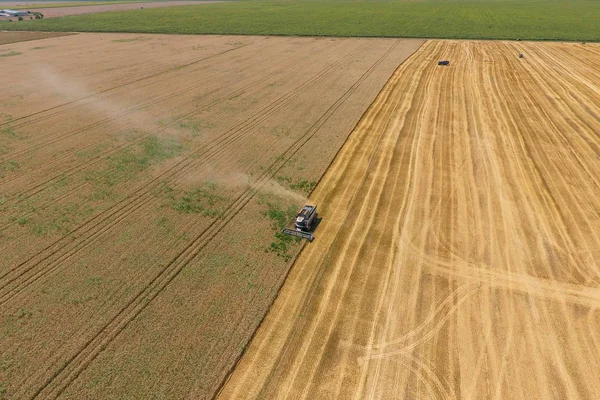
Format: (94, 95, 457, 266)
(220, 40, 600, 400)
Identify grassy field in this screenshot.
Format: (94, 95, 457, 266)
(0, 0, 599, 41)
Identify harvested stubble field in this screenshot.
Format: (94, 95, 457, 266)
(0, 33, 423, 398)
(221, 40, 600, 399)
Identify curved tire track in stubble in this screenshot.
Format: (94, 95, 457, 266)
(317, 41, 456, 400)
(12, 40, 403, 400)
(0, 38, 329, 206)
(218, 41, 600, 400)
(362, 42, 599, 399)
(0, 40, 374, 300)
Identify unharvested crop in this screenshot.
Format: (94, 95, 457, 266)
(0, 32, 422, 399)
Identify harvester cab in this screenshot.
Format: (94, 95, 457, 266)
(295, 205, 317, 231)
(281, 205, 318, 242)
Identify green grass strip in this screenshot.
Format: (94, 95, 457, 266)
(10, 1, 149, 10)
(1, 0, 599, 42)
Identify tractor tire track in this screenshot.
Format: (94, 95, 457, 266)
(0, 40, 371, 295)
(0, 39, 338, 230)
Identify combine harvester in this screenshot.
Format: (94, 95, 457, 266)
(281, 205, 318, 242)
